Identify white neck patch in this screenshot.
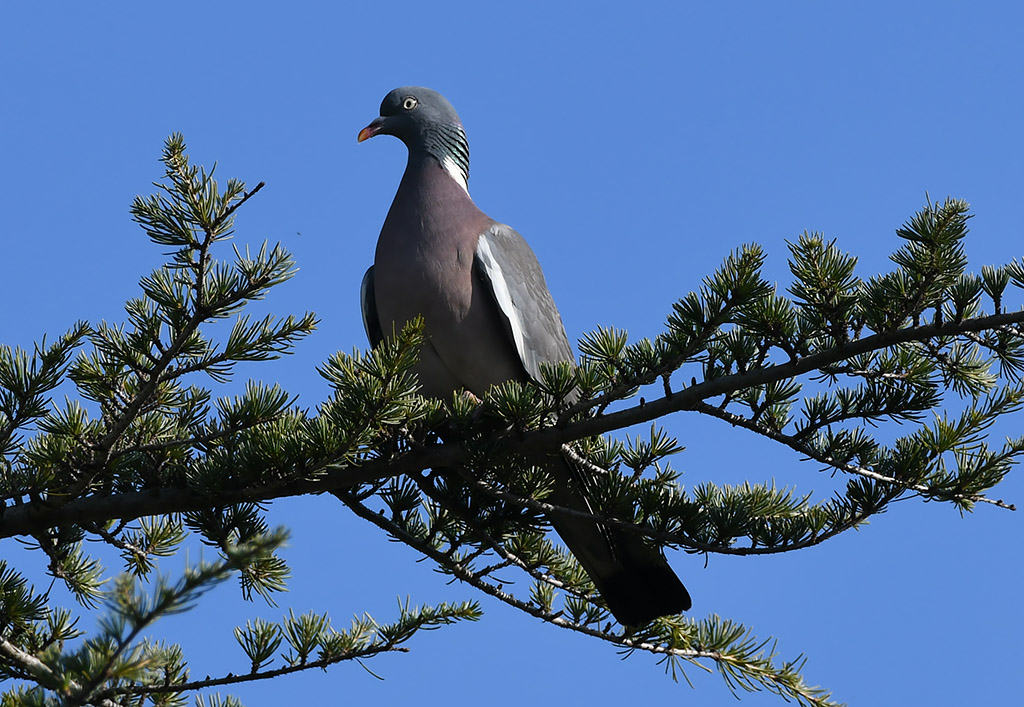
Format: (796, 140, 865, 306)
(442, 155, 470, 194)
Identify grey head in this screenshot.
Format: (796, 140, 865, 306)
(358, 86, 470, 187)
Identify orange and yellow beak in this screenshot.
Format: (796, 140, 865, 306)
(357, 117, 386, 142)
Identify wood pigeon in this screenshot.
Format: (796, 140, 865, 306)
(358, 87, 691, 625)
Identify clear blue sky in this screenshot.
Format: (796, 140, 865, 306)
(2, 2, 1021, 705)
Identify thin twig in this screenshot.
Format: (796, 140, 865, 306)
(210, 181, 265, 233)
(93, 641, 406, 701)
(0, 637, 120, 707)
(692, 401, 1017, 510)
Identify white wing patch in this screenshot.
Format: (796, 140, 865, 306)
(442, 155, 469, 194)
(476, 234, 528, 366)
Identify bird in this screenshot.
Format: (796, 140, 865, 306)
(357, 86, 691, 625)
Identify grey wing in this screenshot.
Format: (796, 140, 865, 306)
(474, 223, 574, 381)
(360, 266, 384, 348)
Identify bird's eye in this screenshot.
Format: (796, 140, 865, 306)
(402, 96, 418, 111)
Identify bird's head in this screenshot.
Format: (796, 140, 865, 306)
(358, 87, 462, 147)
(359, 87, 471, 189)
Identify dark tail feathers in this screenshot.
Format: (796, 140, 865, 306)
(545, 456, 691, 626)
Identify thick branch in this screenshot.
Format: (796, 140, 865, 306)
(0, 445, 464, 539)
(528, 309, 1024, 446)
(4, 312, 1019, 539)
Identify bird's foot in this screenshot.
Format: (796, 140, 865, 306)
(457, 390, 486, 421)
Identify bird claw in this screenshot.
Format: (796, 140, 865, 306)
(457, 390, 486, 421)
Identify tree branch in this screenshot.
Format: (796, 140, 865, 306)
(0, 444, 464, 539)
(528, 309, 1024, 447)
(337, 493, 836, 707)
(4, 312, 1020, 540)
(691, 401, 1017, 511)
(0, 636, 120, 707)
(92, 640, 406, 702)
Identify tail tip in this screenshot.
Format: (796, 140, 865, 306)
(601, 566, 692, 626)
